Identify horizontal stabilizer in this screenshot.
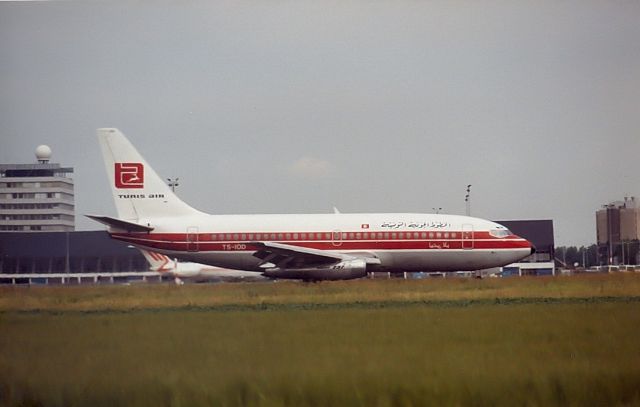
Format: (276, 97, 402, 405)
(85, 214, 154, 232)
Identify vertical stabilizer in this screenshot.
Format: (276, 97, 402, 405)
(97, 128, 201, 221)
(139, 249, 175, 272)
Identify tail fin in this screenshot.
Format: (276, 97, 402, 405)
(139, 249, 175, 272)
(97, 128, 201, 221)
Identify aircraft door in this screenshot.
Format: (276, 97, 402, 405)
(332, 230, 343, 247)
(462, 224, 474, 250)
(187, 226, 199, 252)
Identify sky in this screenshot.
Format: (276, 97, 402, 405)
(1, 1, 639, 246)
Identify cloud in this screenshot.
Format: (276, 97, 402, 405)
(288, 156, 334, 179)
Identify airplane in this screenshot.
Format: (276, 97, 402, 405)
(87, 128, 534, 281)
(139, 248, 267, 284)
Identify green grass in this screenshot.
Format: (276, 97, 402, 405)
(2, 273, 640, 312)
(1, 275, 640, 406)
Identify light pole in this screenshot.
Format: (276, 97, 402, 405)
(464, 185, 472, 216)
(606, 205, 613, 265)
(167, 177, 179, 192)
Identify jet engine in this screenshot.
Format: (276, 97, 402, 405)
(262, 258, 368, 281)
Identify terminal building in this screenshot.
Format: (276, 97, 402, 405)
(0, 146, 75, 232)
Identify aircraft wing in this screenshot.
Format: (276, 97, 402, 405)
(251, 241, 352, 268)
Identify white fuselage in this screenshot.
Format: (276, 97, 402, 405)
(113, 212, 532, 273)
(93, 128, 533, 279)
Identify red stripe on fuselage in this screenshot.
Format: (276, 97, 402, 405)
(112, 230, 531, 252)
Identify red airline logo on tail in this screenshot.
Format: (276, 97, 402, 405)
(148, 251, 171, 271)
(115, 163, 144, 189)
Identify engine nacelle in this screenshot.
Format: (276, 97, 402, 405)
(263, 258, 368, 281)
(173, 262, 202, 278)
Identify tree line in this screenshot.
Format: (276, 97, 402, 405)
(555, 241, 640, 267)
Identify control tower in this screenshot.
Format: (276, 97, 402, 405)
(0, 145, 75, 232)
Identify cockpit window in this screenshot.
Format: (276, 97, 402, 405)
(489, 229, 511, 238)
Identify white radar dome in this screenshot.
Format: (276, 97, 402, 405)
(35, 145, 52, 162)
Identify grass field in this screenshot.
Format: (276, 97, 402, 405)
(1, 274, 640, 406)
(2, 273, 640, 312)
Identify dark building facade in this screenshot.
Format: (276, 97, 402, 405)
(0, 231, 146, 274)
(496, 219, 555, 262)
(495, 219, 555, 276)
